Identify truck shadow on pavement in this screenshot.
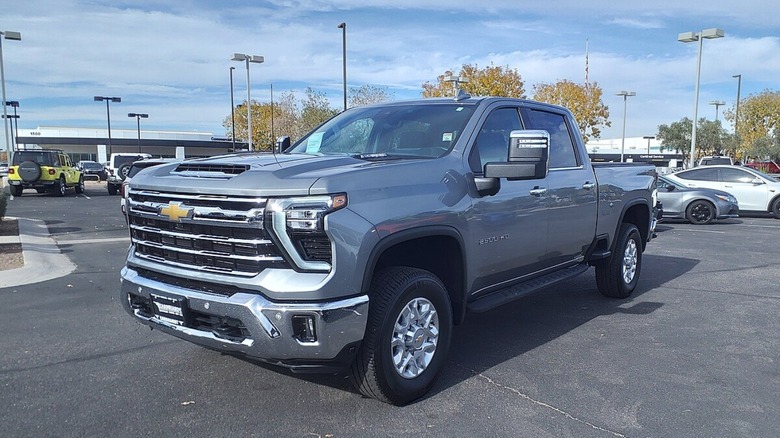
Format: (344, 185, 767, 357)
(228, 253, 699, 404)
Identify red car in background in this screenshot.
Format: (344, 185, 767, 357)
(745, 161, 780, 174)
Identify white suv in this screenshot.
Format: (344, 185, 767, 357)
(106, 153, 151, 195)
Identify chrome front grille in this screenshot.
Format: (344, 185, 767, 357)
(127, 189, 288, 276)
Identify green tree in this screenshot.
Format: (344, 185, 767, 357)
(723, 89, 780, 161)
(348, 85, 394, 108)
(656, 117, 732, 164)
(299, 87, 339, 136)
(657, 117, 693, 163)
(532, 80, 611, 142)
(421, 63, 526, 98)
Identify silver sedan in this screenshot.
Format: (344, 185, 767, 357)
(657, 175, 739, 225)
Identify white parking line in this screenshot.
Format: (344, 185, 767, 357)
(80, 193, 92, 199)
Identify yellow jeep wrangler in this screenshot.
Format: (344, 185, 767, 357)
(8, 149, 84, 197)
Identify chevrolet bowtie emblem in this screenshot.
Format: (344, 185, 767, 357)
(160, 202, 193, 222)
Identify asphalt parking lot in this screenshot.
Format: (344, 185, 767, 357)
(1, 181, 779, 437)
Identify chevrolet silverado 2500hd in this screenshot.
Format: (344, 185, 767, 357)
(120, 96, 657, 405)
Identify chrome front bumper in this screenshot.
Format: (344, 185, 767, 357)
(120, 267, 369, 366)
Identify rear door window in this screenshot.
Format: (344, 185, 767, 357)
(523, 109, 578, 168)
(676, 168, 718, 181)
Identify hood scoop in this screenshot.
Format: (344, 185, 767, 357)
(172, 163, 250, 178)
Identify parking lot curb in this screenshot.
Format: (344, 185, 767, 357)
(0, 217, 76, 288)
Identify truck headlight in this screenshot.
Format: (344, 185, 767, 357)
(266, 194, 347, 271)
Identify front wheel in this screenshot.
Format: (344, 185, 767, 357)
(350, 267, 452, 405)
(596, 223, 642, 298)
(686, 200, 715, 225)
(75, 175, 84, 194)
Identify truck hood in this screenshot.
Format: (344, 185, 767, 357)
(129, 152, 431, 197)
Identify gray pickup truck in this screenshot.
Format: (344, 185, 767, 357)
(120, 96, 657, 405)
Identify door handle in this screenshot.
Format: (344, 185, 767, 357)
(529, 187, 547, 197)
(582, 182, 595, 190)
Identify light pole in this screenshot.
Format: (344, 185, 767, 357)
(1, 30, 21, 162)
(128, 113, 148, 153)
(616, 91, 636, 162)
(643, 135, 655, 154)
(678, 28, 725, 168)
(94, 96, 121, 156)
(231, 53, 264, 152)
(732, 74, 742, 159)
(229, 66, 236, 152)
(4, 100, 19, 151)
(709, 100, 725, 120)
(337, 22, 347, 111)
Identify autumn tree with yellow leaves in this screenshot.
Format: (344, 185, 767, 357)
(421, 64, 526, 98)
(532, 80, 611, 143)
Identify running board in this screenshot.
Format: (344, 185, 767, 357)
(467, 263, 589, 313)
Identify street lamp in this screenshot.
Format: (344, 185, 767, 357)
(229, 66, 236, 152)
(732, 74, 742, 158)
(616, 91, 636, 162)
(1, 30, 21, 162)
(231, 53, 264, 151)
(444, 75, 469, 96)
(643, 136, 655, 154)
(127, 113, 148, 153)
(94, 96, 121, 156)
(678, 28, 725, 168)
(709, 100, 725, 120)
(4, 100, 19, 151)
(337, 22, 347, 111)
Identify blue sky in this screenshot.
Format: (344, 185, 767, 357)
(2, 0, 779, 142)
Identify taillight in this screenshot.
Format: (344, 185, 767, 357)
(48, 169, 56, 175)
(7, 168, 13, 175)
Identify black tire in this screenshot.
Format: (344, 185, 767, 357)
(51, 176, 66, 197)
(771, 197, 780, 219)
(596, 223, 642, 298)
(18, 161, 42, 182)
(10, 185, 23, 196)
(108, 183, 119, 196)
(118, 163, 131, 181)
(350, 267, 453, 405)
(75, 175, 84, 194)
(686, 200, 715, 225)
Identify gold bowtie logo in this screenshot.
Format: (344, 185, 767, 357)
(160, 202, 193, 222)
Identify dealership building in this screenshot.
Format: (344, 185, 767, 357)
(7, 126, 246, 163)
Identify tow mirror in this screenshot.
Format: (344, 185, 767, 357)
(276, 136, 291, 153)
(484, 130, 549, 180)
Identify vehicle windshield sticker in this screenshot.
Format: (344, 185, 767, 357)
(306, 133, 323, 154)
(456, 107, 464, 112)
(442, 132, 453, 142)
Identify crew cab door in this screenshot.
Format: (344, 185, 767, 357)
(521, 106, 597, 266)
(465, 107, 549, 293)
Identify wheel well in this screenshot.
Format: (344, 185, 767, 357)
(371, 235, 465, 324)
(769, 195, 780, 213)
(621, 203, 650, 249)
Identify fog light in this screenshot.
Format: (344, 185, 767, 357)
(292, 315, 317, 343)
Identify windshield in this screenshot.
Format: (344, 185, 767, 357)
(12, 151, 54, 166)
(659, 176, 686, 190)
(81, 161, 103, 170)
(287, 103, 476, 158)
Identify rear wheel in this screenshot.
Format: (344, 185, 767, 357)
(596, 223, 642, 298)
(771, 197, 780, 219)
(350, 267, 452, 405)
(686, 200, 715, 225)
(10, 185, 23, 196)
(52, 176, 66, 197)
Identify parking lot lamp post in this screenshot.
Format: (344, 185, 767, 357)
(1, 30, 21, 162)
(94, 96, 122, 156)
(229, 66, 236, 152)
(338, 22, 347, 111)
(128, 113, 148, 153)
(643, 135, 655, 155)
(709, 100, 725, 121)
(231, 53, 264, 151)
(444, 75, 469, 97)
(616, 91, 635, 162)
(678, 28, 725, 168)
(4, 100, 19, 151)
(732, 74, 742, 159)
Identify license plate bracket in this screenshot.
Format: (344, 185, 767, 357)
(150, 293, 188, 326)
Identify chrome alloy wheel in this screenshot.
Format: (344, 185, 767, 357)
(391, 297, 439, 379)
(622, 238, 638, 284)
